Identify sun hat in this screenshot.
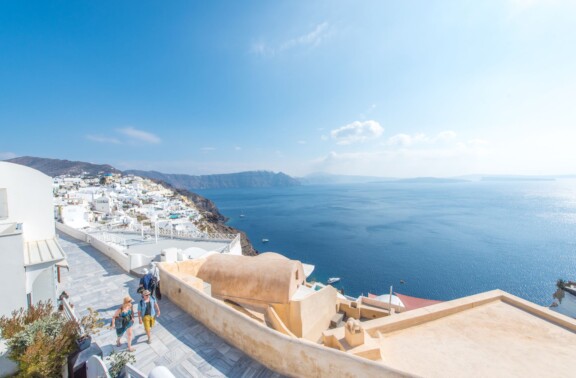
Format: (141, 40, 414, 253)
(123, 296, 134, 304)
(142, 290, 151, 296)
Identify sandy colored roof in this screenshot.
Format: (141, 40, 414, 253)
(373, 290, 576, 377)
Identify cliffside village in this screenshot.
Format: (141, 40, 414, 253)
(53, 173, 208, 235)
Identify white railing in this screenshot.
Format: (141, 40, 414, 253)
(61, 295, 84, 334)
(96, 224, 237, 242)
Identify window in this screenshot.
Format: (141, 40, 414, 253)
(0, 188, 8, 219)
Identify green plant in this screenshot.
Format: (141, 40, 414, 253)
(0, 301, 54, 339)
(79, 307, 104, 337)
(106, 350, 136, 378)
(0, 304, 78, 377)
(0, 302, 105, 377)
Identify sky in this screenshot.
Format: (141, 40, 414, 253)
(1, 0, 576, 178)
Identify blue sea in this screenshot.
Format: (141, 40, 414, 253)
(197, 180, 576, 307)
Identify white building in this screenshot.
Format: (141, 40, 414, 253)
(93, 194, 113, 214)
(0, 162, 66, 317)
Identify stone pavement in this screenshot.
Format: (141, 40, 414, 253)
(58, 232, 283, 378)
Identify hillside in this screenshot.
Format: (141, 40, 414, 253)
(125, 169, 301, 190)
(6, 156, 120, 177)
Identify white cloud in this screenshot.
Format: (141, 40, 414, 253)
(312, 130, 492, 177)
(386, 131, 457, 147)
(0, 151, 17, 160)
(201, 147, 216, 152)
(331, 120, 384, 145)
(297, 140, 307, 144)
(86, 135, 121, 144)
(280, 22, 329, 51)
(252, 22, 331, 57)
(117, 127, 161, 144)
(234, 146, 242, 151)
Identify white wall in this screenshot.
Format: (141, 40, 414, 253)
(0, 162, 55, 241)
(31, 266, 56, 305)
(0, 231, 26, 317)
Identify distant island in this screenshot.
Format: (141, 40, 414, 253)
(481, 176, 556, 182)
(392, 177, 469, 184)
(125, 169, 300, 190)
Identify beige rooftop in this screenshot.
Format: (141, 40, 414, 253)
(359, 290, 576, 377)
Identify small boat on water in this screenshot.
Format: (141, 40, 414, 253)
(262, 238, 269, 243)
(327, 277, 340, 284)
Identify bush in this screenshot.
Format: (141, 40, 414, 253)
(0, 301, 54, 339)
(0, 301, 89, 377)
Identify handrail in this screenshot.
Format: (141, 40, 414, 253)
(61, 295, 85, 334)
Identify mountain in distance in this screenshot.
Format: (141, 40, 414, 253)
(3, 156, 301, 190)
(6, 156, 120, 177)
(125, 169, 301, 190)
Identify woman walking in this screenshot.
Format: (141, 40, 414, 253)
(111, 296, 136, 351)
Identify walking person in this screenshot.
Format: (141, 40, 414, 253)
(111, 296, 136, 351)
(138, 290, 160, 344)
(150, 262, 161, 299)
(138, 268, 155, 294)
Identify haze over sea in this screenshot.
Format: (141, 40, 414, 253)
(198, 180, 576, 307)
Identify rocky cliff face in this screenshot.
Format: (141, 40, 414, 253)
(157, 181, 258, 256)
(125, 170, 301, 190)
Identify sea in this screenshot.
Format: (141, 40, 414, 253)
(196, 180, 576, 308)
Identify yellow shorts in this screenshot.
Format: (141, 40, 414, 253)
(143, 315, 155, 332)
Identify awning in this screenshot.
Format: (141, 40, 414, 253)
(24, 238, 66, 267)
(394, 292, 443, 311)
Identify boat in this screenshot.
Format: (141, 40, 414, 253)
(262, 238, 269, 243)
(327, 277, 340, 284)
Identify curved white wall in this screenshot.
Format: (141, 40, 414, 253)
(0, 162, 55, 241)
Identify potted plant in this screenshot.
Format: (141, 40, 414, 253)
(76, 307, 104, 351)
(106, 349, 136, 378)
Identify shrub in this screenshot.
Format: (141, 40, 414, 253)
(0, 301, 102, 377)
(0, 301, 54, 339)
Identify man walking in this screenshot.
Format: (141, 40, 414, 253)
(138, 290, 160, 344)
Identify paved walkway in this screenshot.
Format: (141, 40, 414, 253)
(58, 232, 282, 378)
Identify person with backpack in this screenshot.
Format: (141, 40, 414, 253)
(138, 290, 160, 344)
(138, 268, 156, 294)
(111, 296, 135, 351)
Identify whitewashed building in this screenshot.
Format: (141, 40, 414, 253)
(0, 162, 66, 317)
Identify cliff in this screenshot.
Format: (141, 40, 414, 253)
(125, 170, 301, 190)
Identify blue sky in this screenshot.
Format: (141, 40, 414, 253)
(1, 0, 575, 177)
